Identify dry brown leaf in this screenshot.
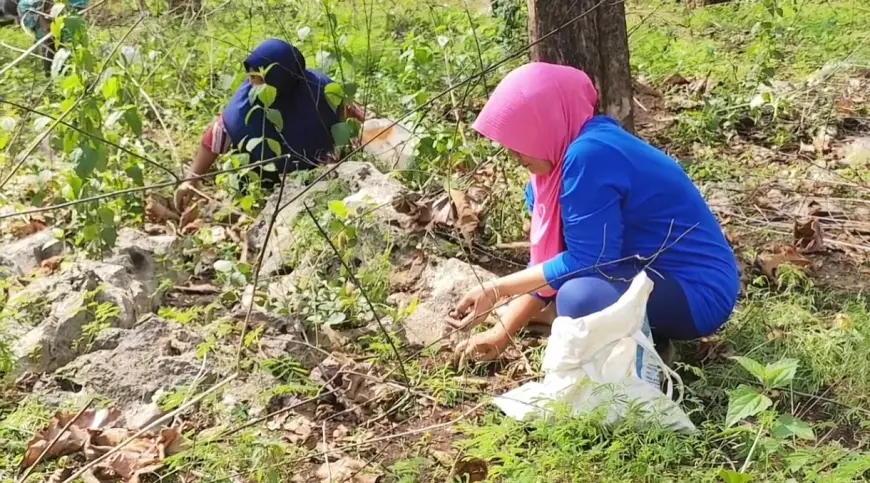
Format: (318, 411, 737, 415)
(282, 416, 315, 445)
(757, 245, 812, 279)
(389, 250, 427, 291)
(812, 126, 836, 153)
(145, 195, 180, 223)
(316, 457, 380, 483)
(451, 457, 488, 482)
(180, 202, 200, 228)
(40, 256, 63, 274)
(449, 188, 480, 243)
(22, 406, 188, 482)
(21, 414, 91, 470)
(430, 193, 453, 226)
(663, 73, 690, 87)
(180, 219, 204, 235)
(794, 219, 825, 253)
(332, 425, 350, 441)
(12, 217, 47, 238)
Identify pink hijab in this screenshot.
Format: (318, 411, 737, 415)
(473, 62, 599, 295)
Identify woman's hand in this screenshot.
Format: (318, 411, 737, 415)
(174, 179, 201, 212)
(454, 328, 510, 363)
(447, 282, 501, 330)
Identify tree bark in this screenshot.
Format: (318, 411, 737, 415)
(528, 0, 635, 132)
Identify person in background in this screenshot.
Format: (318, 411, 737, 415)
(449, 62, 740, 362)
(13, 0, 88, 71)
(174, 38, 365, 212)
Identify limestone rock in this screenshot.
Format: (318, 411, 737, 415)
(7, 242, 166, 373)
(393, 257, 497, 347)
(52, 315, 207, 404)
(0, 229, 63, 277)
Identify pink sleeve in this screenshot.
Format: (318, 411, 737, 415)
(201, 114, 231, 155)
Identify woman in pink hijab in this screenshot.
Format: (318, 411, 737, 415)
(450, 63, 739, 362)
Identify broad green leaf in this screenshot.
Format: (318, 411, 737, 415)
(328, 200, 349, 219)
(240, 195, 255, 212)
(62, 15, 87, 45)
(785, 450, 815, 473)
(244, 105, 262, 125)
(324, 82, 346, 110)
(764, 358, 798, 389)
(97, 207, 115, 225)
(771, 414, 815, 440)
(248, 84, 264, 105)
(125, 163, 144, 186)
(331, 122, 354, 146)
(725, 385, 772, 428)
(265, 108, 284, 131)
(245, 137, 263, 153)
(61, 73, 83, 93)
(123, 108, 142, 136)
(101, 226, 117, 247)
(258, 84, 277, 108)
(326, 312, 347, 327)
(343, 82, 358, 99)
(73, 146, 97, 178)
(266, 138, 282, 156)
(101, 76, 121, 100)
(831, 453, 870, 481)
(82, 223, 99, 241)
(262, 163, 277, 172)
(731, 356, 767, 386)
(718, 469, 753, 483)
(51, 17, 64, 44)
(67, 173, 83, 199)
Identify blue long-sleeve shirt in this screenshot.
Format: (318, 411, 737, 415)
(526, 116, 739, 335)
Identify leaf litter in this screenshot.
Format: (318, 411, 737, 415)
(20, 404, 187, 483)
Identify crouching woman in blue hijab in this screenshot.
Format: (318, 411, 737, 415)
(175, 38, 364, 211)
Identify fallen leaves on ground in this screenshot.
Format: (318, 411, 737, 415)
(20, 404, 187, 483)
(145, 195, 179, 223)
(391, 186, 485, 241)
(11, 216, 47, 238)
(389, 250, 427, 291)
(40, 256, 63, 274)
(179, 202, 199, 229)
(449, 188, 480, 244)
(315, 457, 381, 483)
(757, 245, 812, 279)
(794, 219, 825, 253)
(450, 457, 488, 482)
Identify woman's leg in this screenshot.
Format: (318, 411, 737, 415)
(554, 271, 701, 341)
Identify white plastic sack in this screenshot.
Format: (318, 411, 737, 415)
(493, 271, 696, 433)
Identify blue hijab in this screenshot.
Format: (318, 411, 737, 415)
(222, 39, 340, 172)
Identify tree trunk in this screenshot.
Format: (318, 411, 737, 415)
(528, 0, 635, 132)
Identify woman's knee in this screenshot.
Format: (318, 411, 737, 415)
(555, 277, 625, 319)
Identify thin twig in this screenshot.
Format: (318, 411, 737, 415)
(16, 399, 95, 483)
(303, 203, 411, 386)
(234, 161, 291, 368)
(59, 373, 237, 483)
(322, 422, 332, 482)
